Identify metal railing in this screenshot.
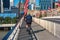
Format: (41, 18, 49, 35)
(2, 17, 24, 40)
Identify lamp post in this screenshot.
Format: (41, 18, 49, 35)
(18, 0, 21, 18)
(16, 0, 21, 22)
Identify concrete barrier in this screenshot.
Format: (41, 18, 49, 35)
(33, 17, 60, 38)
(7, 17, 24, 40)
(42, 16, 60, 19)
(0, 24, 15, 27)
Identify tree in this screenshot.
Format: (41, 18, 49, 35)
(0, 17, 4, 24)
(12, 17, 17, 24)
(4, 17, 12, 24)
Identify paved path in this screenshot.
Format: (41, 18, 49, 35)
(17, 21, 60, 40)
(17, 21, 36, 40)
(31, 22, 60, 40)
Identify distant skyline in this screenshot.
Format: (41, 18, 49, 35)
(10, 0, 58, 3)
(10, 0, 58, 2)
(36, 0, 58, 6)
(10, 0, 58, 6)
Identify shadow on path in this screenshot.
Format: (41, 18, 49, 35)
(33, 29, 46, 33)
(17, 21, 34, 40)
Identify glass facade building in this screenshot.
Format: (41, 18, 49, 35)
(0, 0, 3, 13)
(0, 13, 16, 18)
(3, 0, 10, 9)
(21, 0, 25, 4)
(14, 0, 20, 6)
(0, 0, 1, 13)
(39, 0, 55, 10)
(29, 0, 36, 10)
(14, 0, 25, 6)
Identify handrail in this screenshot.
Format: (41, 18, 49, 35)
(2, 17, 24, 40)
(2, 26, 15, 40)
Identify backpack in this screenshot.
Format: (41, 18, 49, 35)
(26, 15, 32, 23)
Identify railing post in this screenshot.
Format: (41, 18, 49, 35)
(54, 23, 56, 36)
(49, 22, 51, 32)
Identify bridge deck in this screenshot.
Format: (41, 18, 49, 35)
(17, 21, 34, 40)
(17, 21, 60, 40)
(31, 22, 60, 40)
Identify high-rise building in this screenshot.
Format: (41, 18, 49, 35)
(14, 0, 20, 6)
(21, 0, 25, 4)
(3, 0, 10, 9)
(0, 0, 3, 13)
(10, 0, 14, 6)
(29, 0, 35, 4)
(0, 0, 1, 13)
(39, 0, 55, 10)
(29, 0, 36, 10)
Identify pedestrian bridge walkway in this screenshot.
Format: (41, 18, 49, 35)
(2, 17, 60, 40)
(17, 21, 60, 40)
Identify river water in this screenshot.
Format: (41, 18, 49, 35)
(0, 30, 9, 40)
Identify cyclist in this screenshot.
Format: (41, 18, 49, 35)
(25, 14, 32, 34)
